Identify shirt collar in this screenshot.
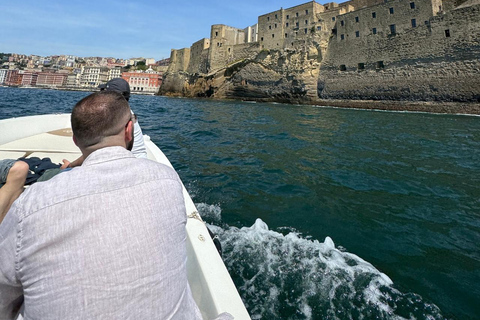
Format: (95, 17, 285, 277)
(83, 146, 135, 166)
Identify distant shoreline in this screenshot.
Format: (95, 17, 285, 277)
(2, 85, 155, 96)
(3, 86, 479, 115)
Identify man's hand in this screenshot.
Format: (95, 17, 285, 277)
(60, 159, 71, 169)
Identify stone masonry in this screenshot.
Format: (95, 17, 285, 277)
(160, 0, 480, 109)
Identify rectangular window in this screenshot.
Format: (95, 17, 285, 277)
(261, 37, 264, 41)
(341, 20, 344, 26)
(275, 23, 277, 28)
(390, 24, 396, 34)
(305, 20, 308, 25)
(286, 22, 289, 27)
(411, 19, 416, 27)
(341, 34, 345, 40)
(355, 16, 359, 22)
(373, 27, 377, 34)
(306, 10, 309, 14)
(296, 22, 299, 27)
(296, 12, 299, 17)
(389, 7, 394, 14)
(340, 64, 347, 71)
(304, 28, 308, 34)
(332, 17, 336, 21)
(445, 29, 450, 37)
(272, 34, 275, 38)
(410, 2, 415, 9)
(268, 17, 270, 21)
(285, 33, 288, 38)
(355, 31, 360, 37)
(275, 14, 277, 19)
(372, 12, 376, 18)
(317, 26, 322, 31)
(215, 32, 218, 37)
(287, 15, 289, 19)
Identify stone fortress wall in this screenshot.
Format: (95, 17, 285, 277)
(162, 0, 480, 103)
(319, 0, 480, 101)
(187, 38, 210, 74)
(168, 48, 190, 73)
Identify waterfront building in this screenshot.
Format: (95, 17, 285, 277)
(122, 68, 162, 94)
(0, 69, 7, 84)
(80, 66, 109, 87)
(66, 73, 79, 87)
(36, 72, 67, 87)
(20, 71, 38, 86)
(4, 70, 21, 86)
(108, 67, 122, 81)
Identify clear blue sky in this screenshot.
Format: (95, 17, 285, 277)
(1, 0, 319, 60)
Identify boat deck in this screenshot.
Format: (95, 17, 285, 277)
(0, 128, 81, 164)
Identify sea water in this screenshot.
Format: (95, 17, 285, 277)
(1, 87, 479, 319)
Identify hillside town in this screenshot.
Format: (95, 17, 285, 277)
(0, 53, 170, 94)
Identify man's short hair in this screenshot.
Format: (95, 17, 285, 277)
(72, 91, 131, 148)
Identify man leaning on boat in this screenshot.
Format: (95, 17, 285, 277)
(0, 91, 232, 320)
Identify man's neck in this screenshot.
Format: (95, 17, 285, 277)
(80, 137, 127, 159)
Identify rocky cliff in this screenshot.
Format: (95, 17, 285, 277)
(160, 41, 323, 104)
(160, 3, 480, 113)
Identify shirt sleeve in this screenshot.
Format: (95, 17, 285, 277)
(131, 117, 148, 159)
(0, 204, 23, 320)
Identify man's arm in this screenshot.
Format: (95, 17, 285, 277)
(0, 161, 28, 224)
(0, 204, 24, 320)
(60, 155, 84, 169)
(131, 121, 148, 159)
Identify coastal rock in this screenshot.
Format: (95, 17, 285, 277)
(161, 42, 321, 104)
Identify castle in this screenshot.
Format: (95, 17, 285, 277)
(163, 0, 480, 106)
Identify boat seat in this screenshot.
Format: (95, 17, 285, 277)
(0, 129, 81, 164)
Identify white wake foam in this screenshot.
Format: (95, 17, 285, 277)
(204, 217, 444, 320)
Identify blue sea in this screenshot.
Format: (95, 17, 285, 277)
(1, 87, 479, 319)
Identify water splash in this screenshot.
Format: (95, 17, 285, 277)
(195, 202, 222, 223)
(206, 218, 446, 320)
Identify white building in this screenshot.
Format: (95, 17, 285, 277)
(145, 58, 155, 65)
(65, 55, 77, 68)
(108, 67, 122, 81)
(80, 66, 109, 87)
(0, 69, 8, 84)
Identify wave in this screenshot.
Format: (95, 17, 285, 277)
(197, 203, 446, 320)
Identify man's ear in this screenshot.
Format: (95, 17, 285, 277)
(73, 135, 78, 147)
(125, 120, 134, 143)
